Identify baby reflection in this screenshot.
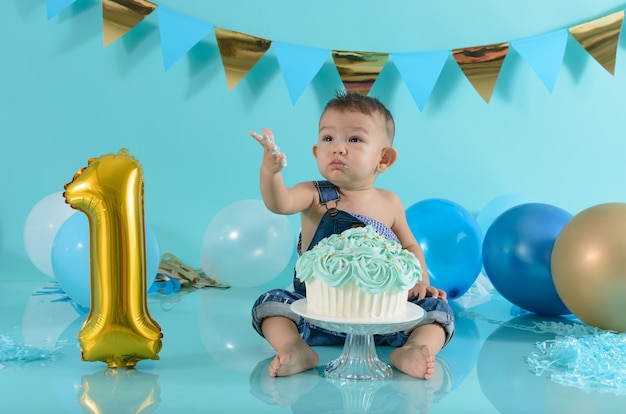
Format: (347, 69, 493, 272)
(249, 353, 452, 413)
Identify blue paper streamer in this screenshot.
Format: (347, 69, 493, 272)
(149, 275, 181, 295)
(32, 281, 89, 314)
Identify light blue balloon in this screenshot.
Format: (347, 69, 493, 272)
(476, 194, 536, 236)
(51, 213, 160, 308)
(406, 198, 483, 299)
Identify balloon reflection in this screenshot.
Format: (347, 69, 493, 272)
(199, 288, 272, 373)
(78, 369, 160, 414)
(438, 301, 482, 391)
(477, 314, 578, 413)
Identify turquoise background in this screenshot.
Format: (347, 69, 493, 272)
(3, 0, 626, 281)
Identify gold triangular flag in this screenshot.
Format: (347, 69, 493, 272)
(214, 28, 271, 90)
(102, 0, 156, 47)
(453, 43, 508, 103)
(332, 51, 389, 95)
(569, 10, 624, 75)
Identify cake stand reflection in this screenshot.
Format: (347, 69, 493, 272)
(291, 300, 425, 381)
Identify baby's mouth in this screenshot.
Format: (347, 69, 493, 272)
(330, 161, 349, 170)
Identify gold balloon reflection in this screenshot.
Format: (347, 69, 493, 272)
(332, 51, 389, 95)
(215, 27, 272, 90)
(102, 0, 156, 46)
(453, 43, 508, 103)
(64, 149, 162, 368)
(569, 9, 624, 75)
(78, 369, 160, 413)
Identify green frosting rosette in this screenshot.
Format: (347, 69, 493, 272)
(295, 225, 422, 294)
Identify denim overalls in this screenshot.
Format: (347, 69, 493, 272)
(251, 181, 455, 347)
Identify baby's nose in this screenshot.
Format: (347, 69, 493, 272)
(332, 144, 346, 154)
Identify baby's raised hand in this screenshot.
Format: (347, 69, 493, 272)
(250, 128, 287, 170)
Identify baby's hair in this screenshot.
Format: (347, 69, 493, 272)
(323, 90, 395, 144)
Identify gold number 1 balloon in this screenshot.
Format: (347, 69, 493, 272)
(64, 148, 162, 367)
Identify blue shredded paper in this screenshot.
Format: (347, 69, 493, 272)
(527, 323, 626, 395)
(0, 335, 58, 364)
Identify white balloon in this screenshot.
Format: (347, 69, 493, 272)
(200, 200, 294, 288)
(23, 192, 77, 277)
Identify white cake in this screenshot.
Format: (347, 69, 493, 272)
(295, 225, 422, 319)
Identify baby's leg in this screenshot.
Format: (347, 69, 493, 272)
(261, 316, 319, 377)
(389, 323, 446, 379)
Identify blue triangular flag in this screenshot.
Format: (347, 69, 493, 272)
(391, 50, 449, 111)
(511, 29, 568, 93)
(46, 0, 78, 20)
(157, 6, 214, 71)
(274, 41, 329, 104)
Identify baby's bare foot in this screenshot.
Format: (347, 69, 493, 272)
(269, 343, 319, 377)
(390, 344, 436, 379)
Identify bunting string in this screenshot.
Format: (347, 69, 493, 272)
(46, 0, 625, 109)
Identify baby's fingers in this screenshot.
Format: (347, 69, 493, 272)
(261, 127, 275, 146)
(250, 128, 276, 151)
(249, 130, 265, 145)
(249, 128, 288, 168)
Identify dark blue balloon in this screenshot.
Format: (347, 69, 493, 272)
(406, 198, 483, 299)
(482, 203, 572, 316)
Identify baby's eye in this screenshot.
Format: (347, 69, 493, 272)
(322, 135, 333, 142)
(348, 136, 361, 143)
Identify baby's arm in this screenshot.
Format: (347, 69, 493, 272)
(249, 128, 315, 215)
(388, 194, 447, 301)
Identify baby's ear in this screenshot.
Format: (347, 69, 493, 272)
(377, 147, 397, 172)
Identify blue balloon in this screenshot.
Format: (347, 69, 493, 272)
(406, 198, 483, 299)
(51, 213, 160, 308)
(482, 203, 572, 316)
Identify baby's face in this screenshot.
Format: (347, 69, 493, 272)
(313, 108, 390, 187)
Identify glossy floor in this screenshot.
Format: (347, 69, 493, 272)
(1, 264, 625, 413)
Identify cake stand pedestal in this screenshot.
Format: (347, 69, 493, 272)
(291, 300, 425, 381)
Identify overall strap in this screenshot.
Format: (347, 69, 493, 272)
(314, 180, 340, 216)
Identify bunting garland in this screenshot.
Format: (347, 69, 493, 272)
(46, 0, 626, 109)
(568, 10, 624, 75)
(214, 28, 272, 91)
(391, 50, 449, 111)
(274, 42, 329, 104)
(452, 43, 509, 103)
(157, 6, 213, 72)
(331, 51, 389, 95)
(510, 29, 569, 93)
(102, 0, 156, 47)
(46, 0, 78, 20)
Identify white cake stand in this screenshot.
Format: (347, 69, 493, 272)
(291, 299, 425, 381)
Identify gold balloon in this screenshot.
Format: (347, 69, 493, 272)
(64, 148, 163, 367)
(551, 203, 626, 332)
